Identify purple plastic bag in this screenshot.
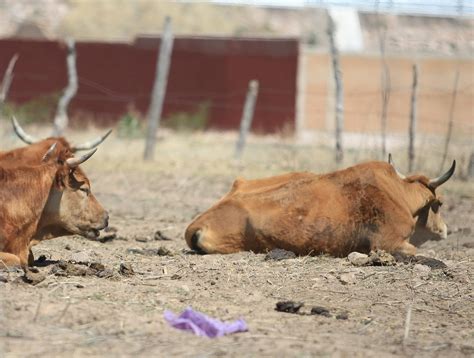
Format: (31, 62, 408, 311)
(164, 307, 248, 338)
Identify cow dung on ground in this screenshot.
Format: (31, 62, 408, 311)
(275, 301, 304, 314)
(50, 261, 115, 278)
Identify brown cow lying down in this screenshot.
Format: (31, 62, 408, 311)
(185, 157, 455, 256)
(0, 144, 108, 268)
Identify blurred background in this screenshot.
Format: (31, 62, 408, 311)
(0, 0, 472, 181)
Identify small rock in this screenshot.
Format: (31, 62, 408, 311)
(95, 268, 114, 278)
(336, 312, 349, 320)
(22, 269, 45, 285)
(127, 247, 174, 256)
(265, 248, 296, 261)
(119, 263, 134, 276)
(310, 306, 331, 317)
(339, 272, 357, 285)
(70, 251, 91, 264)
(65, 245, 72, 250)
(127, 248, 145, 255)
(154, 230, 172, 241)
(275, 301, 303, 313)
(0, 275, 7, 283)
(413, 264, 431, 277)
(156, 247, 173, 256)
(135, 236, 149, 243)
(348, 252, 370, 266)
(171, 274, 182, 280)
(462, 242, 474, 249)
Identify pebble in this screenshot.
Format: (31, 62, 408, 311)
(413, 263, 431, 277)
(339, 272, 357, 285)
(119, 263, 135, 276)
(348, 252, 370, 266)
(70, 251, 91, 264)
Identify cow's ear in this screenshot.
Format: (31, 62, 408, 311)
(55, 171, 66, 189)
(42, 143, 58, 163)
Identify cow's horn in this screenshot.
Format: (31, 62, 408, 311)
(71, 129, 112, 152)
(11, 116, 39, 144)
(388, 153, 406, 180)
(429, 160, 456, 189)
(42, 142, 57, 162)
(66, 148, 97, 168)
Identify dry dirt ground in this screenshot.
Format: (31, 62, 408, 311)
(1, 129, 473, 357)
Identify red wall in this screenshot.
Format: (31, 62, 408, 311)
(0, 37, 298, 133)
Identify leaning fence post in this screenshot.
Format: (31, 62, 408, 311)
(53, 39, 78, 136)
(408, 63, 418, 172)
(0, 54, 19, 103)
(144, 16, 174, 161)
(327, 14, 344, 164)
(440, 68, 459, 172)
(235, 80, 259, 159)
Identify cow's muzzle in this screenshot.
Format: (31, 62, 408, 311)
(85, 212, 109, 239)
(190, 230, 207, 255)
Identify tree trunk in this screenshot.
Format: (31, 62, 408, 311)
(53, 39, 78, 136)
(327, 14, 344, 164)
(408, 64, 418, 173)
(235, 80, 259, 159)
(144, 16, 174, 161)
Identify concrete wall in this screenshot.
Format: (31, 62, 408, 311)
(299, 51, 473, 140)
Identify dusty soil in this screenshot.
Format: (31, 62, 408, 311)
(1, 130, 473, 357)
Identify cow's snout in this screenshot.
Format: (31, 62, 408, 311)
(98, 212, 109, 230)
(104, 212, 109, 228)
(190, 230, 207, 255)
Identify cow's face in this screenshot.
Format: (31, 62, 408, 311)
(185, 201, 249, 254)
(40, 149, 108, 239)
(411, 196, 447, 246)
(388, 155, 455, 247)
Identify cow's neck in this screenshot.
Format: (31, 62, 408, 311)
(0, 165, 57, 247)
(400, 179, 434, 217)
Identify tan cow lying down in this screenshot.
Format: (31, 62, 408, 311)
(0, 144, 108, 268)
(185, 157, 455, 256)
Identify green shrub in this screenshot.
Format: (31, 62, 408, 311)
(117, 112, 144, 138)
(164, 101, 210, 132)
(1, 92, 60, 124)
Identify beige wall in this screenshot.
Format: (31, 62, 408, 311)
(300, 51, 473, 138)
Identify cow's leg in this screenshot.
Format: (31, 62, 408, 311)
(0, 252, 22, 269)
(370, 222, 416, 255)
(395, 240, 416, 256)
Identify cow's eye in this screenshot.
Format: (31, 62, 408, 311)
(79, 187, 90, 195)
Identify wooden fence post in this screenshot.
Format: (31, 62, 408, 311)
(327, 14, 344, 164)
(53, 39, 78, 136)
(408, 64, 418, 172)
(235, 80, 259, 159)
(440, 69, 459, 172)
(375, 4, 391, 160)
(0, 54, 19, 103)
(144, 16, 174, 161)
